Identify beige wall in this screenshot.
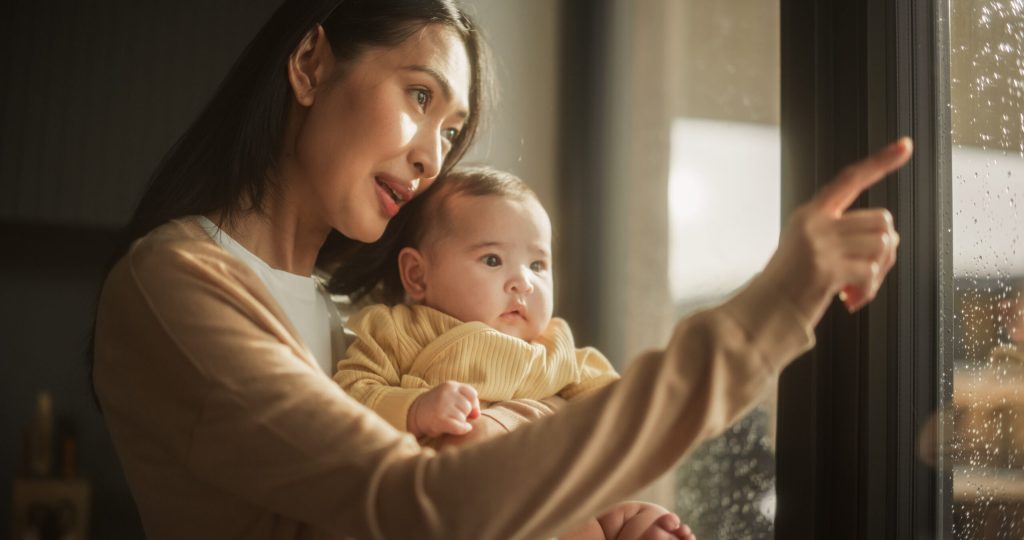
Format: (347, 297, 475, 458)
(458, 0, 562, 215)
(670, 0, 780, 125)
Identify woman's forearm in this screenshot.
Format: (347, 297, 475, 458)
(370, 277, 814, 540)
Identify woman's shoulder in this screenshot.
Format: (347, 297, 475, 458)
(127, 216, 218, 264)
(105, 216, 259, 299)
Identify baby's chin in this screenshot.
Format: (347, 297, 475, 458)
(491, 316, 546, 342)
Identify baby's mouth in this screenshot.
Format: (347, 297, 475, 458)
(500, 307, 527, 321)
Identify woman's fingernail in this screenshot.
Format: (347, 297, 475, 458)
(895, 136, 913, 153)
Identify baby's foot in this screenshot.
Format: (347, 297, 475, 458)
(598, 502, 695, 540)
(634, 511, 695, 540)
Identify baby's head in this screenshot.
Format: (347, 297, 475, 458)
(397, 166, 553, 342)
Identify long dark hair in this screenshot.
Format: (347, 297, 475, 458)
(118, 0, 489, 259)
(92, 0, 491, 404)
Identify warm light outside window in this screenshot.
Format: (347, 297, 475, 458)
(667, 1, 780, 537)
(944, 0, 1024, 537)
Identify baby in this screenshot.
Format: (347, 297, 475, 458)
(335, 166, 693, 540)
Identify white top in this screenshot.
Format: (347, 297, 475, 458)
(196, 216, 335, 376)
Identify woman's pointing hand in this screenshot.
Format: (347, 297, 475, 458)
(762, 137, 914, 325)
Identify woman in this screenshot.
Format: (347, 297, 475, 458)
(92, 0, 909, 538)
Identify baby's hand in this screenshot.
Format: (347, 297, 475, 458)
(407, 381, 481, 438)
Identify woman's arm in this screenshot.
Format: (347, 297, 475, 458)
(375, 276, 813, 539)
(428, 396, 566, 449)
(97, 240, 808, 540)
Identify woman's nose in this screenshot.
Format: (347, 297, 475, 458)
(409, 129, 442, 181)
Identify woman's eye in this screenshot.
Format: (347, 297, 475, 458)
(413, 88, 430, 110)
(442, 127, 460, 142)
(481, 254, 501, 267)
(530, 261, 547, 273)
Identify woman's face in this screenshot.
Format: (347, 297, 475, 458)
(287, 24, 471, 243)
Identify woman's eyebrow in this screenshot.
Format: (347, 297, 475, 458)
(403, 65, 469, 119)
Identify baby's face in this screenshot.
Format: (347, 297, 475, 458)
(420, 193, 554, 341)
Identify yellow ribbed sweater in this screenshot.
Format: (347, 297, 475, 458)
(334, 304, 620, 432)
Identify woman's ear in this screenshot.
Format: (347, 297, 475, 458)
(288, 25, 334, 107)
(398, 247, 429, 302)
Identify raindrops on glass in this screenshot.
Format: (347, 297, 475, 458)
(949, 1, 1024, 537)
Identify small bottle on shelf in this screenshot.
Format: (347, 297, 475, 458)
(27, 390, 54, 478)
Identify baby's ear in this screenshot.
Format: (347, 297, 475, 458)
(398, 247, 428, 302)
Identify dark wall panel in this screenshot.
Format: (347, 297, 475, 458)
(1, 3, 282, 538)
(0, 1, 281, 228)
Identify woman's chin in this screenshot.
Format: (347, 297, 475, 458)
(336, 219, 388, 244)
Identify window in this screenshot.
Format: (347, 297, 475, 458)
(560, 1, 1020, 537)
(667, 3, 782, 537)
(944, 0, 1024, 536)
(556, 1, 784, 530)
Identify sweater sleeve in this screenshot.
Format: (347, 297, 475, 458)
(333, 305, 429, 431)
(96, 240, 813, 540)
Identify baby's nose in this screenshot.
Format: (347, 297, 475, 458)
(507, 274, 535, 295)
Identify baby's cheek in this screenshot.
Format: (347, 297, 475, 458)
(436, 293, 490, 325)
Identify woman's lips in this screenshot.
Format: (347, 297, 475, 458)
(373, 175, 417, 220)
(374, 180, 401, 219)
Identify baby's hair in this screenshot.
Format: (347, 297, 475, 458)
(327, 166, 537, 305)
(408, 166, 537, 249)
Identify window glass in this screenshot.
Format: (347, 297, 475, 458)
(945, 0, 1024, 537)
(668, 1, 781, 537)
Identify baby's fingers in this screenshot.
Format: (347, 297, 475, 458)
(437, 416, 473, 436)
(456, 383, 481, 420)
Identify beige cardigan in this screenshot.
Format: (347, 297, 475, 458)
(335, 303, 620, 431)
(93, 217, 814, 540)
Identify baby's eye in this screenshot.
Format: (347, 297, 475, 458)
(442, 127, 460, 142)
(481, 254, 502, 267)
(412, 88, 430, 110)
(530, 261, 547, 273)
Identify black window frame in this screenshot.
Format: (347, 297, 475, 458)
(775, 0, 953, 538)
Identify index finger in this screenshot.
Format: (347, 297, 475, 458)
(814, 137, 913, 216)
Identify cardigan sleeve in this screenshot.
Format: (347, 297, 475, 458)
(333, 305, 430, 431)
(95, 237, 813, 540)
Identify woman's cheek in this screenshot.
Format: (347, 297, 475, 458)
(398, 113, 418, 147)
